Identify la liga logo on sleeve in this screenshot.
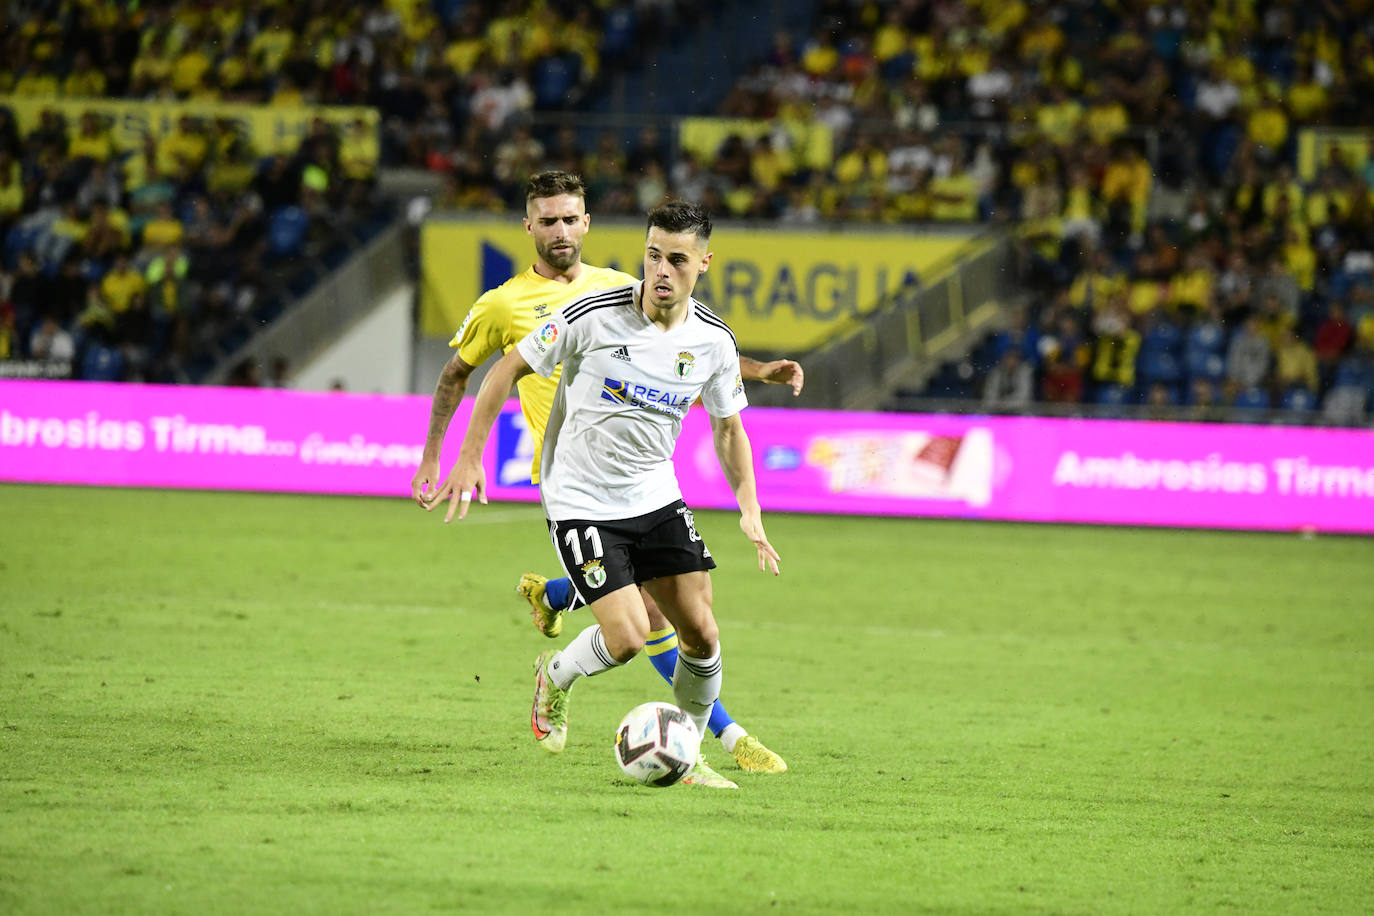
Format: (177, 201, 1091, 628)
(535, 321, 559, 351)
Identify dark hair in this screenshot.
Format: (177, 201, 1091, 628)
(525, 170, 586, 202)
(646, 199, 712, 242)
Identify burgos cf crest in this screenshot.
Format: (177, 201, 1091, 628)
(675, 350, 696, 379)
(581, 559, 607, 589)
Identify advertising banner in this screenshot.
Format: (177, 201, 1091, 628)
(0, 95, 378, 155)
(421, 219, 984, 351)
(3, 381, 1371, 534)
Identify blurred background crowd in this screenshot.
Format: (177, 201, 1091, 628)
(0, 0, 1372, 422)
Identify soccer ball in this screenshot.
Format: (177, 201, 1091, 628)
(614, 702, 701, 787)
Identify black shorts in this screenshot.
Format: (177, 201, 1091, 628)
(548, 499, 716, 607)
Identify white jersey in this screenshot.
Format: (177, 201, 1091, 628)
(515, 281, 746, 521)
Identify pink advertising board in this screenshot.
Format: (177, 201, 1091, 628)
(2, 380, 1372, 534)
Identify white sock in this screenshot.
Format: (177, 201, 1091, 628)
(549, 625, 620, 690)
(719, 723, 747, 754)
(672, 648, 722, 741)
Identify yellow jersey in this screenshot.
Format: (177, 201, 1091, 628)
(449, 263, 636, 483)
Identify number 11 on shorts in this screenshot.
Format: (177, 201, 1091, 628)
(562, 526, 603, 565)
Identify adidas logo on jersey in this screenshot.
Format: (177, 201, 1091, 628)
(611, 345, 631, 362)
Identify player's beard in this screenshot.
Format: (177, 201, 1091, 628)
(538, 238, 581, 271)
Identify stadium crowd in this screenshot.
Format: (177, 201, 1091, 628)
(428, 0, 1374, 420)
(1, 0, 1372, 421)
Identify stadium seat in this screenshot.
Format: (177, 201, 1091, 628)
(534, 53, 582, 109)
(267, 206, 310, 260)
(601, 4, 638, 62)
(80, 344, 125, 382)
(1138, 350, 1182, 386)
(1094, 384, 1128, 406)
(1142, 321, 1182, 356)
(1332, 360, 1371, 392)
(3, 224, 40, 269)
(1185, 350, 1226, 382)
(1281, 387, 1317, 411)
(1232, 387, 1271, 410)
(1185, 322, 1224, 355)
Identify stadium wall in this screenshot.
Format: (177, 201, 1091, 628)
(288, 284, 413, 394)
(2, 381, 1371, 535)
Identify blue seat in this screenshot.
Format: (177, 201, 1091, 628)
(601, 5, 637, 61)
(1139, 350, 1182, 385)
(1142, 321, 1182, 356)
(80, 344, 125, 382)
(1186, 349, 1226, 381)
(3, 224, 40, 268)
(1332, 360, 1371, 392)
(1233, 387, 1271, 410)
(267, 206, 309, 259)
(1186, 322, 1224, 355)
(533, 53, 581, 108)
(1095, 384, 1128, 406)
(1281, 387, 1317, 411)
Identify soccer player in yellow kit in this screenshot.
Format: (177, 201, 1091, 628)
(412, 171, 800, 785)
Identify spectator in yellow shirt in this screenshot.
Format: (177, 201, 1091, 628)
(100, 255, 147, 315)
(1261, 163, 1304, 219)
(1304, 172, 1352, 227)
(216, 36, 257, 98)
(1035, 86, 1083, 148)
(833, 134, 888, 192)
(1255, 293, 1296, 350)
(156, 117, 209, 177)
(12, 69, 59, 96)
(1061, 166, 1099, 242)
(1126, 270, 1167, 317)
(171, 33, 213, 96)
(129, 31, 174, 96)
(1282, 228, 1317, 292)
(1246, 91, 1289, 161)
(444, 17, 487, 76)
(749, 135, 791, 195)
(142, 202, 185, 249)
(249, 12, 295, 75)
(0, 151, 23, 230)
(1100, 141, 1152, 234)
(1167, 252, 1215, 315)
(1084, 85, 1129, 146)
(801, 28, 840, 78)
(1273, 328, 1319, 394)
(1090, 301, 1141, 387)
(1069, 250, 1127, 311)
(872, 8, 910, 64)
(1286, 62, 1329, 122)
(340, 119, 380, 184)
(928, 139, 978, 221)
(1018, 10, 1064, 64)
(67, 112, 114, 164)
(62, 50, 106, 97)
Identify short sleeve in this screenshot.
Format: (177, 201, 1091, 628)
(450, 291, 509, 367)
(699, 339, 748, 418)
(516, 310, 576, 378)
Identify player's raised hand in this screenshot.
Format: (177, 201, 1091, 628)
(410, 457, 442, 507)
(429, 460, 487, 522)
(760, 359, 804, 396)
(739, 512, 781, 576)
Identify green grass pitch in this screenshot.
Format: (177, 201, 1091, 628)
(1, 483, 1371, 914)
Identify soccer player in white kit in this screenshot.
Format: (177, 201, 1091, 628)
(433, 201, 781, 787)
